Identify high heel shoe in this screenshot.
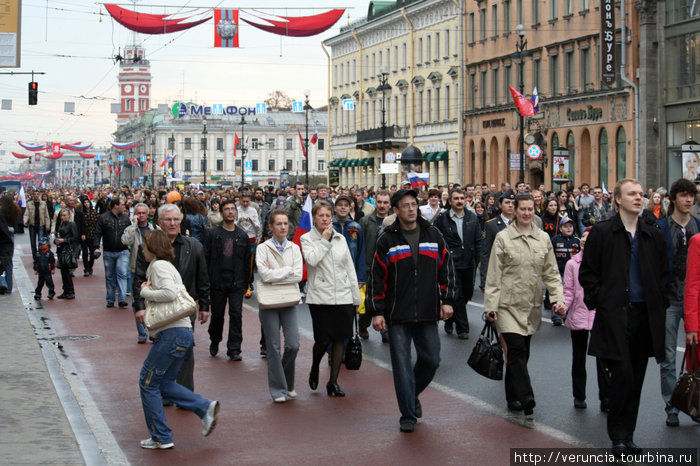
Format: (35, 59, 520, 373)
(309, 368, 319, 391)
(326, 382, 345, 397)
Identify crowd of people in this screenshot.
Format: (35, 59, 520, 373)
(2, 175, 700, 454)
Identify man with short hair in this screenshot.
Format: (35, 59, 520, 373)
(23, 190, 51, 260)
(579, 179, 669, 456)
(94, 198, 131, 308)
(368, 189, 456, 433)
(205, 199, 251, 361)
(419, 189, 441, 222)
(284, 183, 306, 240)
(576, 183, 595, 233)
(254, 187, 272, 241)
(480, 190, 516, 290)
(333, 195, 366, 285)
(122, 202, 157, 343)
(656, 178, 700, 427)
(515, 182, 527, 194)
(433, 188, 481, 339)
(464, 184, 476, 211)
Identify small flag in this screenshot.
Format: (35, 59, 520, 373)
(310, 130, 318, 145)
(407, 171, 429, 188)
(298, 129, 307, 157)
(234, 133, 240, 157)
(530, 87, 539, 113)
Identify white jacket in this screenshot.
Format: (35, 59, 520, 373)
(255, 239, 303, 285)
(300, 227, 361, 306)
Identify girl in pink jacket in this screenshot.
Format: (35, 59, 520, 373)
(563, 228, 610, 411)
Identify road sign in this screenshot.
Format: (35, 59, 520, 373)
(527, 144, 542, 159)
(342, 99, 354, 111)
(140, 155, 147, 162)
(96, 154, 102, 161)
(256, 102, 267, 114)
(292, 101, 304, 113)
(245, 160, 252, 170)
(396, 152, 402, 161)
(509, 153, 521, 170)
(380, 163, 399, 174)
(118, 155, 124, 161)
(385, 152, 396, 163)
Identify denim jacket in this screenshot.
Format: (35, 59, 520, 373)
(332, 216, 367, 284)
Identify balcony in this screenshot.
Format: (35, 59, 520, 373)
(355, 125, 409, 151)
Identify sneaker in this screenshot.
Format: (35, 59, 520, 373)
(287, 390, 297, 399)
(106, 302, 114, 308)
(666, 413, 679, 427)
(118, 301, 128, 308)
(137, 337, 147, 344)
(34, 294, 41, 301)
(202, 400, 220, 436)
(228, 351, 242, 361)
(457, 332, 470, 340)
(415, 398, 422, 418)
(273, 397, 286, 403)
(140, 438, 174, 449)
(399, 421, 415, 433)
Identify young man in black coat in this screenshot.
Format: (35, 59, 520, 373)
(579, 178, 669, 457)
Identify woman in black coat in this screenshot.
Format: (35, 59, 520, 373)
(55, 208, 78, 299)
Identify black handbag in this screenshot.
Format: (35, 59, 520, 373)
(670, 345, 700, 418)
(58, 244, 77, 269)
(344, 314, 363, 370)
(467, 319, 504, 380)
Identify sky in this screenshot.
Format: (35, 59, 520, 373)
(0, 0, 369, 152)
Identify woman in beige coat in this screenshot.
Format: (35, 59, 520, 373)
(485, 193, 566, 416)
(301, 201, 361, 397)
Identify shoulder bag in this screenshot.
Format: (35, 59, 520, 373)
(670, 344, 700, 418)
(144, 263, 197, 330)
(467, 318, 504, 381)
(57, 244, 77, 269)
(344, 314, 363, 370)
(255, 243, 302, 310)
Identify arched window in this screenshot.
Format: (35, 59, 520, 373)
(599, 128, 608, 187)
(616, 126, 626, 180)
(567, 131, 575, 185)
(470, 142, 476, 182)
(551, 132, 560, 150)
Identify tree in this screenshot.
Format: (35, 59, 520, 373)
(264, 90, 293, 111)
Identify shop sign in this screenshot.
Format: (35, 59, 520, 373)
(482, 118, 506, 129)
(172, 102, 256, 118)
(566, 105, 603, 122)
(601, 0, 616, 86)
(552, 147, 570, 183)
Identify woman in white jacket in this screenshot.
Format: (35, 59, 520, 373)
(301, 201, 361, 397)
(256, 209, 303, 403)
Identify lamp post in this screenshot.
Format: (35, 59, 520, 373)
(378, 68, 392, 189)
(150, 136, 155, 187)
(201, 118, 208, 186)
(516, 23, 528, 185)
(303, 89, 312, 185)
(168, 132, 175, 188)
(239, 116, 247, 187)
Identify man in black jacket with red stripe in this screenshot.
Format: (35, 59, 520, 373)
(367, 189, 457, 433)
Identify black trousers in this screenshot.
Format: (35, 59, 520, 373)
(570, 329, 610, 401)
(35, 271, 55, 294)
(502, 333, 533, 404)
(208, 285, 246, 353)
(59, 267, 74, 294)
(602, 303, 651, 443)
(446, 267, 474, 334)
(81, 239, 95, 273)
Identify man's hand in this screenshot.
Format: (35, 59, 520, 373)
(199, 311, 210, 325)
(135, 310, 145, 324)
(552, 302, 568, 316)
(372, 315, 386, 331)
(687, 331, 698, 346)
(440, 304, 454, 320)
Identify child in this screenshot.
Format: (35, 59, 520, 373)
(550, 216, 580, 325)
(34, 240, 56, 300)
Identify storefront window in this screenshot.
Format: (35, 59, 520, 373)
(599, 128, 608, 187)
(666, 32, 699, 103)
(567, 131, 575, 185)
(667, 0, 700, 23)
(616, 126, 627, 180)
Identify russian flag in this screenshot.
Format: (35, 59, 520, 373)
(530, 87, 539, 113)
(408, 171, 429, 188)
(310, 130, 318, 145)
(292, 195, 313, 279)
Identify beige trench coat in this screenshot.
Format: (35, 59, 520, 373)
(484, 222, 564, 336)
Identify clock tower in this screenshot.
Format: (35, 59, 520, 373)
(116, 45, 151, 127)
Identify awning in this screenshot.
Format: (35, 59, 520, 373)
(424, 152, 437, 162)
(434, 151, 448, 162)
(361, 157, 374, 166)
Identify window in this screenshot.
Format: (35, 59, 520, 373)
(418, 38, 423, 63)
(372, 53, 376, 77)
(125, 99, 132, 111)
(435, 32, 440, 60)
(504, 65, 512, 103)
(427, 89, 432, 121)
(216, 159, 223, 171)
(378, 51, 382, 72)
(469, 72, 477, 110)
(184, 138, 192, 150)
(532, 58, 541, 90)
(417, 90, 423, 123)
(599, 128, 608, 186)
(318, 139, 325, 150)
(268, 159, 275, 171)
(468, 13, 476, 44)
(492, 67, 499, 105)
(301, 159, 307, 171)
(491, 4, 498, 38)
(549, 54, 559, 96)
(479, 8, 487, 41)
(140, 100, 147, 111)
(516, 0, 523, 24)
(200, 136, 207, 150)
(402, 42, 407, 68)
(426, 35, 432, 62)
(268, 138, 276, 149)
(435, 87, 440, 119)
(549, 0, 558, 21)
(252, 160, 258, 171)
(286, 160, 293, 171)
(616, 126, 626, 180)
(353, 58, 357, 82)
(286, 138, 293, 150)
(480, 70, 488, 107)
(565, 51, 575, 93)
(504, 0, 511, 34)
(251, 138, 259, 150)
(666, 32, 700, 102)
(334, 65, 338, 87)
(402, 94, 407, 126)
(184, 160, 191, 172)
(445, 85, 450, 119)
(318, 160, 325, 171)
(346, 60, 350, 84)
(580, 0, 589, 12)
(580, 47, 590, 90)
(339, 63, 344, 87)
(364, 54, 369, 79)
(564, 0, 573, 16)
(393, 46, 398, 71)
(532, 0, 540, 24)
(445, 29, 450, 56)
(216, 138, 223, 151)
(235, 159, 241, 169)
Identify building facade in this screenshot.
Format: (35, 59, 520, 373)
(324, 0, 463, 188)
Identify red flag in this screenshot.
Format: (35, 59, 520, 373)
(509, 86, 536, 117)
(107, 165, 112, 174)
(298, 129, 307, 158)
(115, 165, 121, 175)
(234, 133, 240, 157)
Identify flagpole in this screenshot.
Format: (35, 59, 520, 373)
(516, 24, 527, 185)
(304, 89, 311, 185)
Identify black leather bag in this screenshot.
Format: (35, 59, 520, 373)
(467, 320, 504, 380)
(344, 315, 363, 370)
(670, 345, 700, 418)
(58, 244, 77, 269)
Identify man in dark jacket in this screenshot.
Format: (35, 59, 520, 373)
(433, 188, 481, 339)
(367, 189, 456, 433)
(203, 199, 251, 361)
(133, 203, 210, 392)
(479, 190, 515, 290)
(579, 179, 669, 456)
(94, 198, 131, 308)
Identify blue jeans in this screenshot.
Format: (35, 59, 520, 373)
(28, 225, 45, 259)
(388, 321, 441, 425)
(103, 250, 129, 304)
(139, 327, 211, 444)
(660, 305, 683, 415)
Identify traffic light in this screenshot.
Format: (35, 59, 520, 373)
(28, 81, 38, 105)
(146, 154, 151, 162)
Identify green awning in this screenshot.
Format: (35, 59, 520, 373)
(434, 151, 448, 162)
(352, 159, 361, 166)
(425, 152, 437, 162)
(340, 160, 349, 167)
(328, 160, 336, 167)
(361, 157, 374, 166)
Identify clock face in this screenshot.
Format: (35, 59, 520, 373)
(123, 84, 133, 94)
(140, 84, 148, 94)
(524, 134, 536, 145)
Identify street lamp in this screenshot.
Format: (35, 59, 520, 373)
(303, 89, 312, 185)
(201, 118, 208, 186)
(516, 23, 528, 185)
(239, 115, 247, 187)
(150, 136, 155, 187)
(378, 67, 392, 189)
